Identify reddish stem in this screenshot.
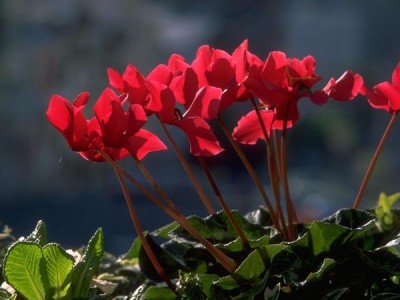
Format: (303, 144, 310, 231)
(98, 149, 236, 273)
(250, 98, 288, 238)
(280, 126, 296, 241)
(217, 115, 281, 231)
(114, 167, 176, 291)
(197, 156, 250, 248)
(157, 116, 216, 215)
(135, 158, 180, 212)
(353, 112, 398, 209)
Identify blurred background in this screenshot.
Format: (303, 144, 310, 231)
(1, 0, 400, 254)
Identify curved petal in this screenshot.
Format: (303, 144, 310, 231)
(147, 64, 172, 86)
(73, 92, 90, 108)
(127, 103, 147, 135)
(167, 53, 189, 75)
(191, 44, 212, 86)
(93, 88, 128, 147)
(391, 63, 400, 90)
(175, 117, 223, 156)
(107, 68, 124, 92)
(125, 129, 167, 160)
(205, 57, 235, 89)
(46, 95, 73, 132)
(232, 110, 274, 144)
(170, 67, 199, 106)
(184, 86, 221, 120)
(329, 71, 364, 101)
(122, 64, 148, 105)
(374, 81, 400, 111)
(146, 81, 176, 123)
(261, 51, 289, 89)
(365, 86, 390, 112)
(46, 94, 89, 151)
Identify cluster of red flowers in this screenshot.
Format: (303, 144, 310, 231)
(46, 40, 398, 163)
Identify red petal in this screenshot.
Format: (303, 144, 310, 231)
(191, 45, 212, 86)
(93, 88, 128, 147)
(146, 81, 176, 123)
(272, 99, 298, 130)
(73, 92, 90, 108)
(231, 39, 248, 83)
(127, 104, 147, 135)
(125, 129, 167, 160)
(147, 64, 172, 85)
(184, 86, 221, 120)
(310, 89, 329, 105)
(47, 94, 90, 151)
(375, 82, 400, 111)
(232, 110, 274, 144)
(330, 71, 364, 101)
(107, 68, 125, 92)
(175, 117, 223, 156)
(261, 51, 289, 89)
(365, 86, 390, 112)
(170, 67, 199, 106)
(47, 95, 73, 132)
(122, 64, 148, 105)
(206, 58, 235, 89)
(391, 63, 400, 90)
(168, 53, 189, 75)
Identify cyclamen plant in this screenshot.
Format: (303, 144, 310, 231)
(43, 40, 400, 298)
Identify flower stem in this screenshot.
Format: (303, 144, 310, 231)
(97, 149, 180, 216)
(98, 149, 236, 273)
(217, 114, 280, 231)
(280, 125, 296, 241)
(197, 156, 250, 248)
(135, 158, 180, 212)
(157, 117, 216, 215)
(250, 98, 288, 239)
(114, 167, 175, 291)
(353, 112, 398, 209)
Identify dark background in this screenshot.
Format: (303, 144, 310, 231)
(1, 0, 400, 254)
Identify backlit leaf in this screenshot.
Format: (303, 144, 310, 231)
(3, 242, 47, 300)
(71, 228, 104, 298)
(43, 243, 74, 299)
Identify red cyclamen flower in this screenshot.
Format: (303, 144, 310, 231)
(362, 63, 400, 113)
(311, 70, 364, 105)
(46, 88, 167, 162)
(244, 51, 321, 129)
(108, 59, 224, 157)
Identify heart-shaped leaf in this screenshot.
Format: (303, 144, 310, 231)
(3, 242, 47, 300)
(43, 243, 74, 299)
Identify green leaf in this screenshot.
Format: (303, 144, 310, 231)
(265, 244, 288, 262)
(121, 236, 142, 261)
(71, 228, 104, 298)
(323, 208, 375, 229)
(375, 192, 400, 231)
(43, 243, 74, 299)
(196, 274, 220, 299)
(3, 242, 47, 300)
(143, 286, 177, 300)
(214, 248, 268, 293)
(138, 234, 186, 281)
(300, 258, 335, 285)
(152, 221, 179, 239)
(264, 282, 280, 300)
(235, 249, 266, 280)
(26, 220, 47, 247)
(308, 222, 347, 256)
